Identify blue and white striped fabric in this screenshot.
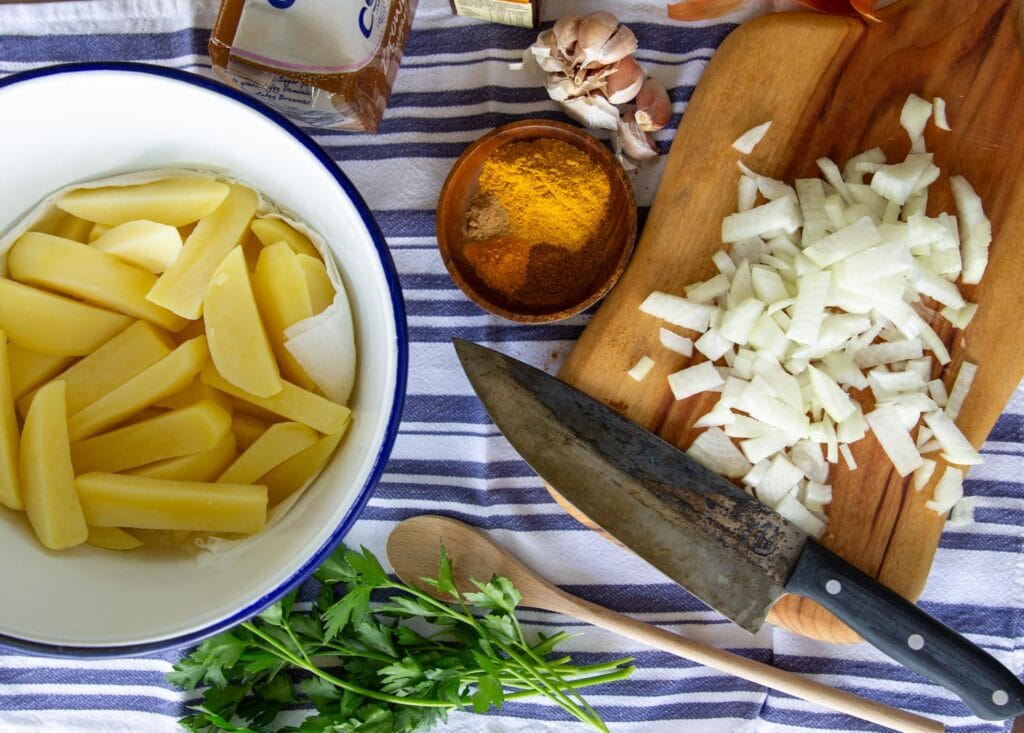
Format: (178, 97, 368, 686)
(1, 1, 1022, 731)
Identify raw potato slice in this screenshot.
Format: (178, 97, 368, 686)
(204, 247, 281, 398)
(250, 217, 318, 257)
(67, 335, 209, 442)
(154, 378, 233, 414)
(232, 413, 269, 451)
(17, 321, 173, 417)
(130, 432, 237, 482)
(0, 279, 132, 356)
(260, 428, 347, 504)
(71, 399, 232, 474)
(218, 421, 318, 485)
(202, 364, 350, 435)
(7, 345, 72, 400)
(147, 183, 259, 319)
(90, 220, 183, 274)
(19, 381, 88, 550)
(57, 177, 229, 227)
(75, 472, 267, 534)
(88, 223, 110, 242)
(253, 243, 316, 389)
(8, 233, 187, 331)
(52, 213, 95, 243)
(298, 254, 335, 315)
(0, 332, 22, 510)
(86, 526, 143, 551)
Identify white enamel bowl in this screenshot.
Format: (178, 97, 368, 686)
(0, 63, 407, 655)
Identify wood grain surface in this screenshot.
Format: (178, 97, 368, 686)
(555, 0, 1024, 643)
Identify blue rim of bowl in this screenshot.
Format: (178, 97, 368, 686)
(0, 62, 409, 658)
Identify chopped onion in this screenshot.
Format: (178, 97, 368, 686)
(756, 454, 805, 506)
(712, 249, 736, 277)
(640, 291, 715, 331)
(738, 175, 758, 212)
(854, 339, 924, 369)
(839, 443, 857, 470)
(687, 427, 752, 478)
(741, 433, 798, 465)
(719, 297, 765, 345)
(722, 196, 802, 243)
(913, 458, 937, 491)
(941, 302, 978, 329)
(807, 364, 856, 423)
(732, 121, 772, 155)
(950, 175, 991, 284)
(627, 355, 655, 382)
(925, 466, 964, 514)
(802, 217, 881, 268)
(922, 410, 981, 465)
(836, 407, 867, 443)
(866, 405, 924, 476)
(695, 328, 734, 361)
(659, 328, 694, 357)
(667, 361, 724, 401)
(944, 361, 977, 421)
(870, 154, 934, 205)
(776, 492, 826, 537)
(900, 93, 933, 152)
(686, 274, 733, 303)
(932, 97, 951, 132)
(786, 270, 830, 344)
(796, 178, 829, 246)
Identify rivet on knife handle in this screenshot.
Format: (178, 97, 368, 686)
(786, 540, 1024, 721)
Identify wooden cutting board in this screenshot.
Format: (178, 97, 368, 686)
(556, 0, 1024, 643)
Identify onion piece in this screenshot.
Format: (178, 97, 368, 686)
(796, 178, 829, 246)
(732, 121, 772, 155)
(786, 270, 831, 345)
(870, 154, 934, 205)
(913, 458, 937, 491)
(719, 297, 765, 345)
(839, 443, 857, 470)
(933, 97, 951, 131)
(738, 175, 758, 213)
(807, 364, 856, 423)
(659, 328, 693, 357)
(802, 216, 881, 268)
(950, 175, 991, 284)
(922, 409, 982, 465)
(756, 454, 804, 506)
(687, 427, 751, 478)
(944, 361, 977, 421)
(721, 196, 802, 243)
(927, 379, 948, 407)
(667, 360, 723, 401)
(900, 93, 933, 152)
(776, 492, 826, 537)
(686, 274, 732, 303)
(866, 405, 924, 476)
(627, 355, 655, 382)
(740, 433, 799, 465)
(941, 302, 978, 329)
(640, 291, 715, 331)
(817, 157, 851, 204)
(925, 466, 964, 514)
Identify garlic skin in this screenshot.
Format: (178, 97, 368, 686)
(634, 78, 671, 132)
(582, 25, 638, 69)
(574, 11, 620, 66)
(552, 14, 581, 58)
(605, 55, 644, 105)
(616, 109, 659, 161)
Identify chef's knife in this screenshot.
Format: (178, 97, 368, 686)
(454, 338, 1024, 722)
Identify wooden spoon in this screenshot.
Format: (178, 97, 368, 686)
(386, 515, 945, 733)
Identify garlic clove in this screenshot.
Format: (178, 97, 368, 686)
(615, 109, 659, 162)
(575, 11, 621, 65)
(545, 75, 587, 102)
(559, 94, 620, 131)
(604, 55, 645, 105)
(585, 25, 639, 68)
(634, 77, 671, 132)
(552, 14, 582, 58)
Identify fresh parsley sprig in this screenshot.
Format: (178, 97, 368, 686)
(169, 545, 633, 732)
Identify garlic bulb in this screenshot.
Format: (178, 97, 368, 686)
(520, 11, 668, 167)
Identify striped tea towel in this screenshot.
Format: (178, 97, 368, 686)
(0, 1, 1022, 731)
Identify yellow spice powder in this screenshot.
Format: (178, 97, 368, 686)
(476, 139, 610, 252)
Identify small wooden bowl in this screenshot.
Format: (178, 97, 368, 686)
(436, 120, 637, 323)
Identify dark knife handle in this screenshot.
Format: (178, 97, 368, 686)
(786, 539, 1024, 721)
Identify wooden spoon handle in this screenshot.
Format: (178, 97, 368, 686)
(560, 596, 944, 733)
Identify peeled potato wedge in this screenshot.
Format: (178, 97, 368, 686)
(52, 213, 95, 243)
(205, 247, 281, 398)
(298, 254, 335, 315)
(147, 183, 258, 319)
(0, 279, 132, 357)
(231, 413, 269, 451)
(202, 363, 349, 435)
(154, 377, 233, 414)
(76, 472, 267, 534)
(218, 421, 318, 485)
(6, 345, 72, 400)
(253, 242, 316, 390)
(20, 381, 88, 550)
(0, 332, 22, 510)
(87, 222, 110, 242)
(57, 177, 230, 227)
(67, 335, 209, 442)
(250, 217, 318, 258)
(18, 320, 173, 418)
(130, 432, 237, 482)
(261, 428, 347, 505)
(91, 220, 183, 274)
(71, 399, 232, 474)
(86, 526, 143, 551)
(8, 233, 187, 331)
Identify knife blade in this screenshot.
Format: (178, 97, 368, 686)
(454, 338, 1024, 721)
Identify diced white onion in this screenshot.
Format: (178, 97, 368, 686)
(839, 443, 857, 470)
(950, 175, 991, 284)
(853, 339, 924, 369)
(686, 274, 732, 302)
(732, 121, 772, 154)
(870, 154, 934, 205)
(925, 466, 964, 514)
(776, 492, 826, 537)
(719, 297, 765, 345)
(640, 291, 716, 331)
(866, 405, 924, 476)
(802, 217, 881, 268)
(944, 361, 977, 421)
(738, 175, 758, 212)
(913, 458, 937, 491)
(722, 196, 802, 243)
(941, 302, 978, 329)
(687, 427, 752, 478)
(807, 364, 856, 423)
(659, 328, 693, 357)
(900, 93, 934, 150)
(932, 97, 951, 131)
(627, 355, 655, 382)
(922, 410, 981, 465)
(667, 361, 724, 401)
(740, 433, 799, 465)
(756, 454, 805, 506)
(694, 328, 734, 361)
(786, 270, 830, 344)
